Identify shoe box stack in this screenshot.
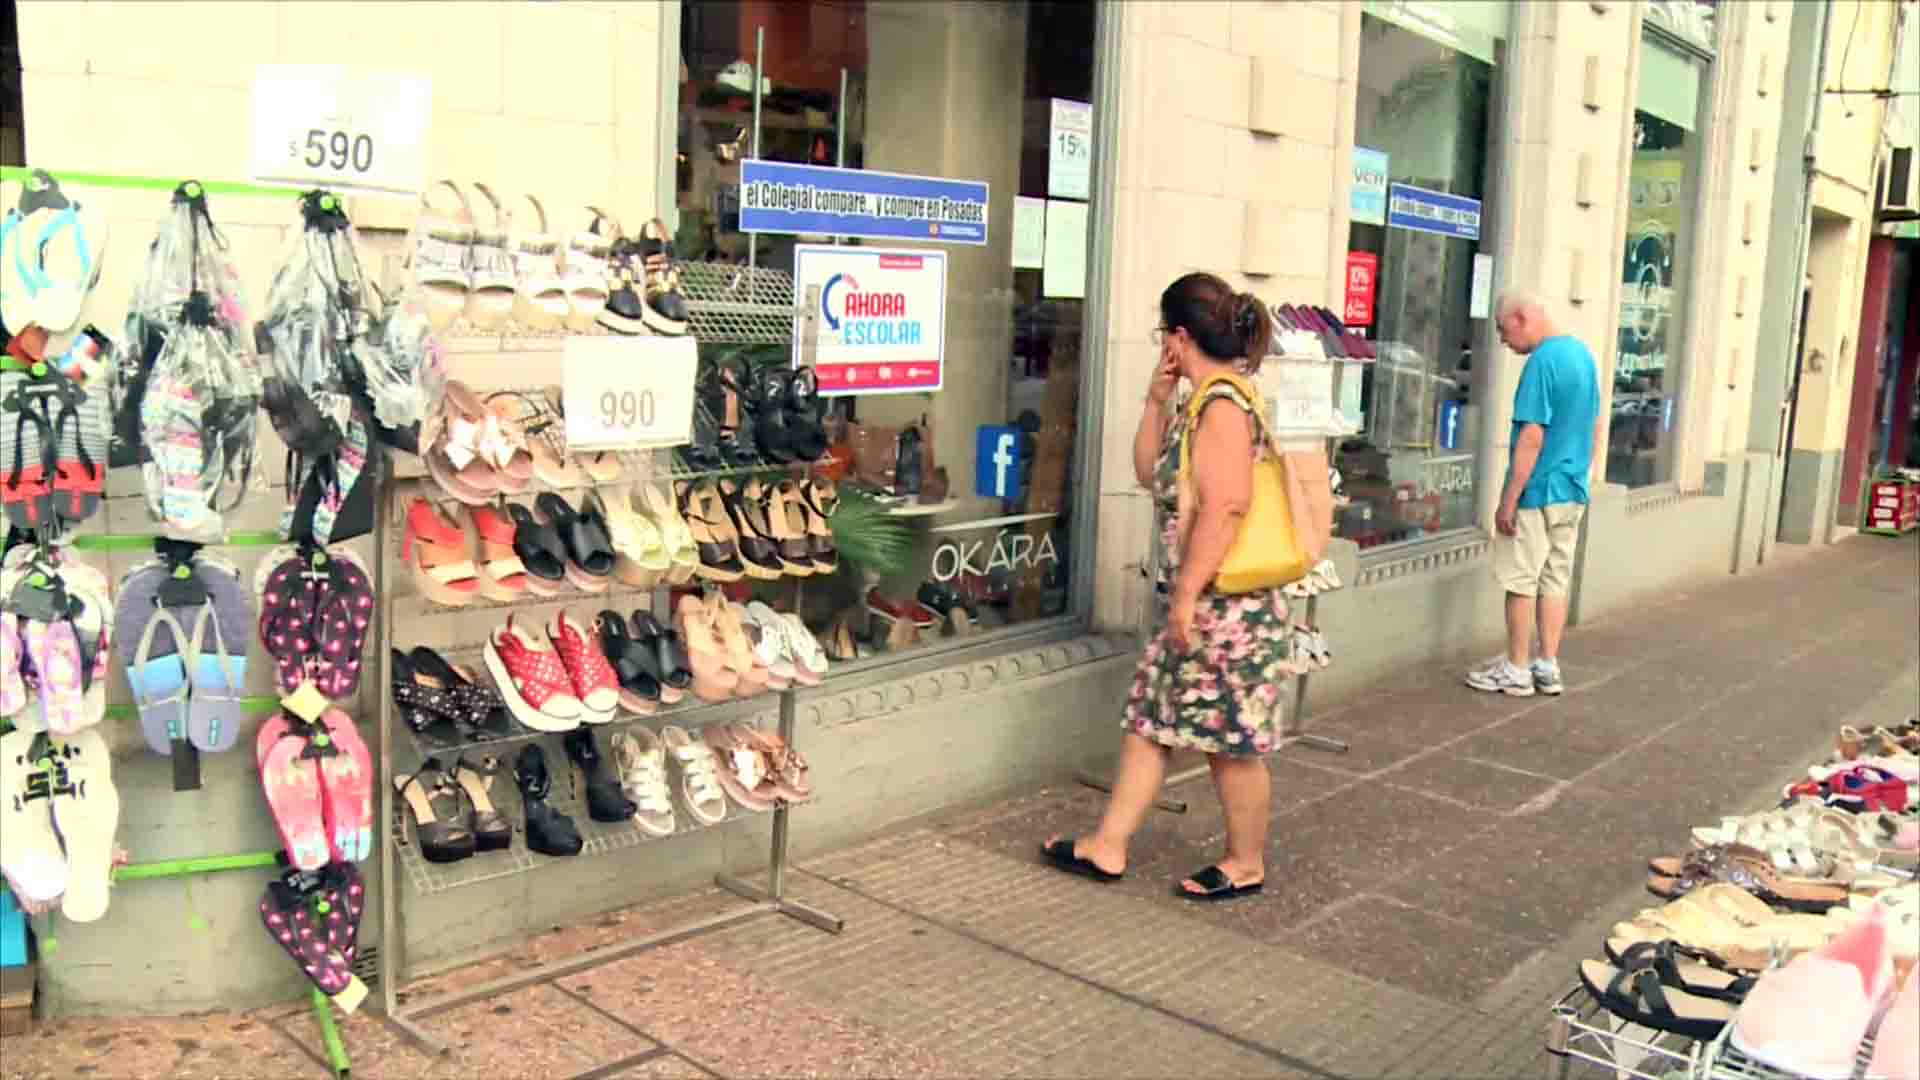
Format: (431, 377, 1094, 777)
(1562, 719, 1919, 1078)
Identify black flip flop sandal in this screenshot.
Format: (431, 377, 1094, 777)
(1177, 866, 1265, 902)
(1039, 838, 1123, 883)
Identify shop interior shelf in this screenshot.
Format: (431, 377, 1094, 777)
(389, 741, 791, 896)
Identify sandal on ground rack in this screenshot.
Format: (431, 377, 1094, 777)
(451, 755, 514, 852)
(610, 728, 678, 837)
(393, 759, 476, 863)
(514, 744, 583, 856)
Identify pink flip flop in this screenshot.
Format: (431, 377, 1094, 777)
(23, 617, 86, 736)
(256, 713, 329, 870)
(313, 709, 373, 864)
(0, 613, 25, 718)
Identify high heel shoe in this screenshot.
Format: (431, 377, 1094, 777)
(798, 477, 838, 574)
(786, 368, 829, 461)
(394, 759, 477, 863)
(759, 478, 815, 576)
(753, 367, 796, 464)
(512, 744, 582, 856)
(563, 728, 636, 824)
(715, 478, 784, 581)
(677, 481, 745, 583)
(451, 754, 513, 851)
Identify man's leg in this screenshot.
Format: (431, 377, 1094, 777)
(1536, 594, 1568, 661)
(1507, 591, 1537, 667)
(1535, 505, 1585, 662)
(1468, 510, 1544, 695)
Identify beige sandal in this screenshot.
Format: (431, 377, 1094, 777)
(405, 180, 473, 331)
(561, 207, 616, 332)
(509, 194, 568, 330)
(465, 182, 517, 330)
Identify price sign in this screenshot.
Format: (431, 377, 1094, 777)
(1261, 360, 1336, 437)
(250, 65, 431, 195)
(1048, 98, 1093, 200)
(562, 335, 698, 451)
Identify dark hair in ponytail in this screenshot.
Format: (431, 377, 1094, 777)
(1159, 272, 1274, 372)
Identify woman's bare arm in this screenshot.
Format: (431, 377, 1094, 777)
(1134, 397, 1170, 488)
(1171, 399, 1254, 603)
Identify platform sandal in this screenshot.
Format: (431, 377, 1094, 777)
(514, 744, 582, 856)
(451, 754, 513, 852)
(393, 759, 476, 864)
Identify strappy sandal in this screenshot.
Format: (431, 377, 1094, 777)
(752, 478, 814, 577)
(673, 595, 740, 702)
(482, 392, 536, 489)
(542, 386, 623, 482)
(702, 723, 777, 812)
(409, 647, 512, 739)
(1578, 958, 1737, 1041)
(677, 482, 746, 583)
(548, 608, 619, 719)
(563, 728, 634, 823)
(661, 725, 729, 826)
(505, 502, 569, 597)
(513, 744, 582, 857)
(429, 381, 511, 501)
(509, 194, 568, 330)
(799, 477, 839, 574)
(394, 760, 477, 863)
(488, 389, 583, 488)
(785, 368, 829, 460)
(535, 491, 614, 591)
(716, 478, 784, 581)
(560, 207, 615, 332)
(451, 755, 514, 851)
(1646, 843, 1851, 912)
(705, 594, 763, 689)
(390, 648, 463, 744)
(405, 180, 474, 331)
(403, 497, 482, 606)
(739, 724, 812, 803)
(464, 183, 517, 330)
(637, 482, 700, 584)
(610, 729, 677, 837)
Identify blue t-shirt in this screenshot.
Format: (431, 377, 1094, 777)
(1509, 335, 1599, 508)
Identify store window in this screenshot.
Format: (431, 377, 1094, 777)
(1612, 5, 1716, 488)
(674, 0, 1098, 663)
(1338, 2, 1508, 549)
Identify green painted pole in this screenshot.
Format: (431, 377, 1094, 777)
(112, 853, 282, 880)
(312, 989, 351, 1078)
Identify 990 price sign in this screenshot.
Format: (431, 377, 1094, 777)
(563, 336, 698, 452)
(251, 65, 430, 195)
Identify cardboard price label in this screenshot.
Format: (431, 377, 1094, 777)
(562, 335, 698, 451)
(251, 64, 431, 195)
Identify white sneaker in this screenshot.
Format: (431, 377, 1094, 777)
(1464, 658, 1536, 697)
(1531, 659, 1564, 696)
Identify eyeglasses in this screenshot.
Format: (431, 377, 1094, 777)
(1151, 325, 1172, 344)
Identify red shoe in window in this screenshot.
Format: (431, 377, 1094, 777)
(866, 589, 938, 629)
(548, 609, 620, 721)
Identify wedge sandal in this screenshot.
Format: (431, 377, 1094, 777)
(509, 193, 568, 330)
(464, 182, 516, 330)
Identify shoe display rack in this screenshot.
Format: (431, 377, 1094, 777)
(373, 265, 845, 1055)
(1547, 983, 1878, 1080)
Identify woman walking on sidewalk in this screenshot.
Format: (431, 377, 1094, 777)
(1042, 272, 1318, 901)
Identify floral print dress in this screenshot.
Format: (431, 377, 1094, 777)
(1122, 380, 1296, 757)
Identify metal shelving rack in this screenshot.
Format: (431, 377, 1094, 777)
(374, 261, 845, 1053)
(1546, 982, 1892, 1080)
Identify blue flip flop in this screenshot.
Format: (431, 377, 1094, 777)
(126, 605, 192, 755)
(182, 563, 251, 753)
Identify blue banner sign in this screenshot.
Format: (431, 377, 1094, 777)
(740, 160, 990, 246)
(1386, 183, 1481, 240)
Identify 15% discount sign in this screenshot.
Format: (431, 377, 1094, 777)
(250, 65, 432, 195)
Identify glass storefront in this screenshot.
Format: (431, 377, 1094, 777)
(1338, 2, 1507, 549)
(674, 0, 1097, 660)
(1612, 4, 1716, 488)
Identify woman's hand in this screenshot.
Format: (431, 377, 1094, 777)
(1146, 348, 1179, 407)
(1166, 591, 1198, 653)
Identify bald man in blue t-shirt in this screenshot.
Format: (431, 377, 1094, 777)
(1465, 294, 1601, 699)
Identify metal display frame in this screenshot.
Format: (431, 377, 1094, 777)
(1547, 982, 1893, 1080)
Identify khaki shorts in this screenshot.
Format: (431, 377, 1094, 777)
(1493, 504, 1585, 598)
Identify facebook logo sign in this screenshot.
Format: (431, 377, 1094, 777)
(974, 425, 1023, 499)
(1437, 400, 1463, 451)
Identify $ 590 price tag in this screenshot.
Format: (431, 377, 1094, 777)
(250, 65, 431, 195)
(562, 336, 698, 452)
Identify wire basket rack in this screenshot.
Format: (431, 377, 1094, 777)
(1547, 983, 1895, 1080)
(677, 260, 798, 345)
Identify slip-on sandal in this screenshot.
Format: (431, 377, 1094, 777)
(48, 380, 108, 524)
(509, 193, 568, 330)
(428, 380, 509, 502)
(1039, 838, 1123, 883)
(1645, 843, 1851, 912)
(313, 708, 374, 863)
(536, 491, 614, 591)
(467, 503, 529, 602)
(256, 546, 374, 700)
(481, 392, 536, 488)
(0, 612, 26, 719)
(561, 207, 615, 332)
(463, 183, 517, 330)
(404, 179, 474, 332)
(0, 209, 40, 335)
(597, 610, 662, 715)
(630, 610, 694, 703)
(0, 728, 68, 905)
(257, 712, 330, 871)
(1177, 865, 1264, 901)
(403, 497, 482, 607)
(506, 501, 569, 596)
(738, 724, 811, 804)
(48, 729, 119, 923)
(259, 874, 356, 996)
